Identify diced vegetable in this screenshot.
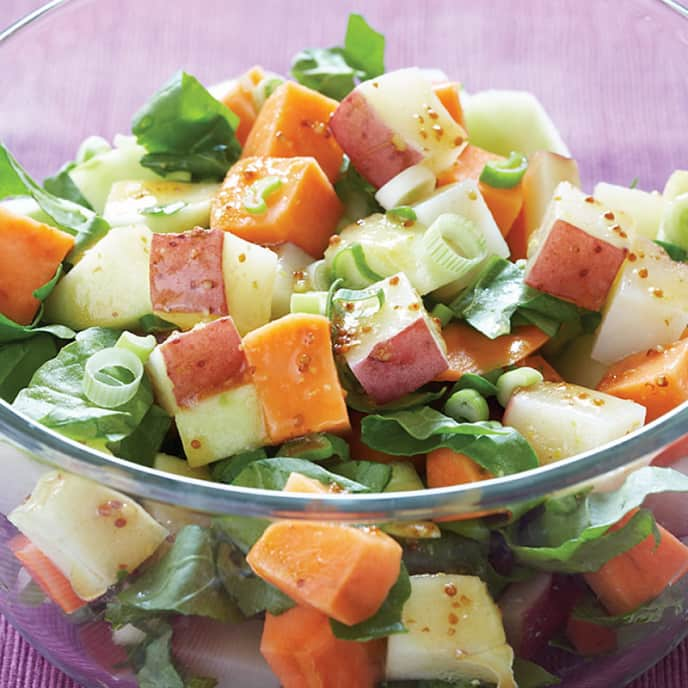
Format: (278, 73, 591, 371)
(503, 381, 646, 464)
(0, 207, 74, 325)
(565, 615, 617, 656)
(241, 313, 349, 443)
(596, 337, 688, 422)
(260, 605, 384, 688)
(336, 273, 449, 404)
(214, 66, 266, 145)
(433, 81, 466, 128)
(211, 156, 343, 258)
(8, 471, 168, 600)
(594, 182, 665, 239)
(282, 471, 332, 494)
(385, 574, 516, 688)
(426, 448, 491, 487)
(103, 180, 219, 234)
(242, 81, 343, 183)
(584, 510, 688, 615)
(525, 182, 631, 311)
(44, 224, 152, 330)
(591, 238, 688, 364)
(437, 322, 549, 381)
(664, 170, 688, 200)
(552, 333, 609, 388)
(374, 164, 436, 210)
(517, 354, 563, 382)
(270, 243, 314, 318)
(330, 68, 467, 188)
(247, 521, 402, 625)
(9, 535, 87, 614)
(657, 192, 688, 250)
(153, 453, 211, 481)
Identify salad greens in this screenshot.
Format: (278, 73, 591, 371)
(132, 71, 242, 181)
(0, 335, 58, 402)
(291, 14, 385, 100)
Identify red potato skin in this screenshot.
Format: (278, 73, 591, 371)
(330, 89, 424, 188)
(525, 219, 627, 311)
(350, 318, 449, 404)
(161, 316, 249, 408)
(565, 616, 617, 656)
(149, 228, 228, 318)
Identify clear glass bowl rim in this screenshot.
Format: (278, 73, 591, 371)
(1, 0, 688, 521)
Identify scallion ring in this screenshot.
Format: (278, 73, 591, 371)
(83, 347, 144, 408)
(423, 213, 487, 279)
(116, 331, 156, 363)
(290, 291, 329, 316)
(331, 286, 386, 319)
(444, 388, 490, 423)
(244, 176, 284, 214)
(386, 206, 418, 222)
(331, 243, 384, 288)
(495, 367, 543, 407)
(658, 193, 688, 251)
(479, 151, 528, 189)
(431, 303, 454, 328)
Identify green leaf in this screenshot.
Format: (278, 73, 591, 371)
(231, 457, 372, 492)
(135, 626, 185, 688)
(330, 460, 392, 492)
(213, 514, 269, 553)
(344, 14, 385, 79)
(361, 408, 538, 476)
(505, 466, 688, 572)
(43, 162, 94, 209)
(132, 71, 241, 181)
(451, 372, 498, 398)
(210, 448, 269, 485)
(216, 542, 294, 617)
(655, 239, 688, 262)
(513, 658, 561, 687)
(0, 335, 57, 402)
(0, 311, 75, 346)
(106, 525, 240, 626)
(278, 433, 350, 461)
(108, 404, 171, 466)
(0, 143, 109, 260)
(141, 200, 188, 216)
(331, 562, 410, 641)
(138, 314, 177, 334)
(12, 327, 153, 445)
(334, 156, 383, 221)
(32, 264, 63, 302)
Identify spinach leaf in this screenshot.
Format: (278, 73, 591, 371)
(107, 525, 240, 626)
(12, 327, 153, 445)
(451, 372, 498, 398)
(331, 562, 410, 641)
(361, 408, 538, 476)
(278, 433, 350, 461)
(345, 385, 447, 414)
(334, 156, 383, 221)
(0, 143, 109, 259)
(132, 71, 241, 181)
(655, 239, 688, 262)
(513, 658, 561, 687)
(211, 448, 269, 485)
(138, 314, 178, 334)
(291, 14, 385, 100)
(216, 542, 294, 617)
(0, 335, 57, 402)
(213, 514, 269, 553)
(0, 312, 74, 346)
(231, 457, 372, 492)
(505, 467, 688, 572)
(44, 162, 93, 208)
(451, 257, 592, 340)
(330, 460, 392, 492)
(108, 404, 171, 466)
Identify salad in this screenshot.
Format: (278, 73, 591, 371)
(1, 12, 688, 688)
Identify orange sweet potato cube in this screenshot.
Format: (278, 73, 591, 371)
(218, 66, 264, 146)
(242, 81, 344, 183)
(210, 156, 343, 258)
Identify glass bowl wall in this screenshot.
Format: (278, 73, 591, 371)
(0, 1, 687, 687)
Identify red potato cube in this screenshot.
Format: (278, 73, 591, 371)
(149, 228, 228, 330)
(158, 316, 247, 409)
(330, 68, 467, 188)
(524, 219, 628, 311)
(340, 273, 449, 404)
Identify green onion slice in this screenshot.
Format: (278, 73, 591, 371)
(244, 176, 284, 214)
(331, 243, 384, 288)
(386, 206, 418, 222)
(444, 388, 490, 423)
(141, 201, 188, 217)
(423, 213, 487, 280)
(479, 151, 528, 189)
(306, 259, 333, 291)
(659, 193, 688, 251)
(431, 302, 454, 328)
(116, 331, 157, 363)
(331, 286, 386, 319)
(495, 366, 543, 407)
(290, 291, 329, 316)
(83, 347, 144, 408)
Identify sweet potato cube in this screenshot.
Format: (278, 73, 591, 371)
(261, 605, 385, 688)
(433, 82, 466, 128)
(211, 156, 343, 258)
(149, 228, 228, 329)
(241, 313, 349, 443)
(247, 521, 402, 625)
(597, 338, 688, 422)
(159, 316, 247, 408)
(242, 81, 343, 183)
(0, 207, 74, 324)
(217, 66, 264, 146)
(282, 472, 332, 494)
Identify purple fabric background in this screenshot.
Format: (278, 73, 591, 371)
(1, 0, 688, 686)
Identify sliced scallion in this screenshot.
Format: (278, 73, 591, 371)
(375, 164, 436, 209)
(658, 193, 688, 251)
(83, 347, 144, 408)
(244, 176, 284, 214)
(331, 243, 384, 288)
(496, 367, 543, 407)
(479, 151, 528, 189)
(116, 331, 157, 363)
(386, 206, 417, 222)
(444, 388, 490, 423)
(423, 213, 487, 281)
(431, 303, 454, 328)
(306, 259, 333, 291)
(331, 285, 386, 319)
(290, 291, 329, 316)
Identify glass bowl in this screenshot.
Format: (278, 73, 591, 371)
(1, 0, 688, 687)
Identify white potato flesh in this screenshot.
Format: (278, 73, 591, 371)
(463, 89, 570, 157)
(103, 180, 220, 234)
(503, 382, 646, 464)
(270, 243, 313, 319)
(8, 471, 168, 600)
(176, 383, 268, 466)
(44, 224, 152, 330)
(414, 180, 510, 259)
(664, 170, 688, 200)
(591, 238, 688, 364)
(222, 232, 278, 335)
(146, 346, 178, 415)
(375, 164, 437, 210)
(69, 136, 162, 214)
(386, 574, 516, 688)
(593, 182, 665, 239)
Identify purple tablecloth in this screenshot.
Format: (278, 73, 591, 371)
(1, 0, 688, 686)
